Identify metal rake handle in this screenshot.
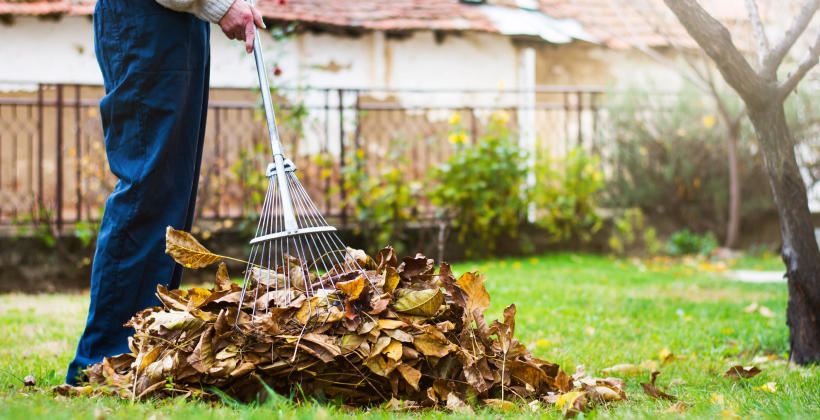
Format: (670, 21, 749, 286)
(246, 1, 299, 232)
(248, 0, 284, 158)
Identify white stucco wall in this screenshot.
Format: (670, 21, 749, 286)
(0, 16, 101, 86)
(0, 16, 518, 90)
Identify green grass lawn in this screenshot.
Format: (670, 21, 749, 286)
(1, 253, 817, 419)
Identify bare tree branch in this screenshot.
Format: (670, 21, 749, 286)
(745, 0, 770, 67)
(664, 0, 767, 107)
(778, 31, 820, 101)
(761, 0, 820, 79)
(607, 0, 712, 91)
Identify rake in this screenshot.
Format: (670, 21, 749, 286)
(236, 5, 373, 331)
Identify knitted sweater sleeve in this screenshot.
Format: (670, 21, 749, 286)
(155, 0, 235, 23)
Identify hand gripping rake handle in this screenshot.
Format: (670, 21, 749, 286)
(248, 1, 299, 232)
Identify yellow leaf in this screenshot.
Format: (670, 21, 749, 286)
(659, 347, 674, 364)
(383, 339, 403, 361)
(556, 391, 581, 409)
(382, 266, 400, 293)
(336, 276, 365, 300)
(755, 382, 777, 393)
(456, 272, 490, 312)
(164, 226, 224, 269)
(711, 393, 726, 405)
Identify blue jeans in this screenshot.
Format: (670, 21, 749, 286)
(66, 0, 210, 384)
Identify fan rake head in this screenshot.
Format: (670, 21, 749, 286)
(235, 158, 375, 333)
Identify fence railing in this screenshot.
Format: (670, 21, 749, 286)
(0, 83, 607, 230)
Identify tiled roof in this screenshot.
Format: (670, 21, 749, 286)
(0, 0, 755, 49)
(256, 0, 497, 32)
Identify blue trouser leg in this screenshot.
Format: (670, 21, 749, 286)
(66, 0, 210, 385)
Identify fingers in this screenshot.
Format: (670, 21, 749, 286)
(252, 6, 265, 29)
(244, 19, 255, 53)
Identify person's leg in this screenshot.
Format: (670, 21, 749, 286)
(66, 0, 210, 384)
(171, 25, 211, 289)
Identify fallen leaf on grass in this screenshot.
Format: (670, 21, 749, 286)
(743, 302, 758, 312)
(640, 370, 676, 401)
(724, 365, 761, 380)
(758, 306, 774, 318)
(664, 401, 692, 413)
(602, 363, 640, 376)
(446, 392, 473, 413)
(755, 382, 777, 393)
(658, 348, 674, 364)
(711, 393, 726, 404)
(23, 375, 35, 387)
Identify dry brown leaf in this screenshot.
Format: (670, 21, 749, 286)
(392, 288, 444, 317)
(602, 363, 640, 376)
(215, 262, 232, 291)
(664, 401, 693, 413)
(456, 272, 490, 312)
(383, 340, 404, 361)
(724, 365, 761, 379)
(445, 392, 473, 414)
(164, 226, 224, 268)
(336, 276, 365, 300)
(396, 363, 422, 391)
(640, 370, 677, 401)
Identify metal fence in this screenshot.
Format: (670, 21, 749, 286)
(0, 83, 606, 230)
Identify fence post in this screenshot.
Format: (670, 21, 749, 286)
(74, 85, 82, 222)
(56, 84, 64, 231)
(576, 91, 583, 147)
(518, 47, 537, 223)
(338, 89, 347, 228)
(323, 88, 330, 215)
(214, 107, 221, 218)
(591, 92, 599, 154)
(37, 84, 44, 219)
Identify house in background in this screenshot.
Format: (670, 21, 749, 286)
(0, 0, 811, 225)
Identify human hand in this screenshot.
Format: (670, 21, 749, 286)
(219, 0, 265, 54)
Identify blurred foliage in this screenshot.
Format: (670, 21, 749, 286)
(786, 88, 820, 191)
(604, 87, 774, 237)
(666, 228, 718, 256)
(428, 111, 530, 257)
(533, 147, 604, 243)
(608, 207, 662, 256)
(335, 140, 422, 255)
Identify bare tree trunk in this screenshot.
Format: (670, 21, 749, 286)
(749, 103, 820, 364)
(725, 121, 742, 248)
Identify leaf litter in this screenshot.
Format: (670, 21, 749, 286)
(53, 229, 627, 415)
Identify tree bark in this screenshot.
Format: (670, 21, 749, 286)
(725, 120, 742, 249)
(749, 103, 820, 364)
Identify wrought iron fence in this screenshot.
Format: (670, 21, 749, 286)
(0, 83, 606, 230)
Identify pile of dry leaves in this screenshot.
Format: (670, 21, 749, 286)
(56, 228, 627, 415)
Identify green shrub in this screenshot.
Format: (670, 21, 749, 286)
(339, 140, 421, 255)
(428, 111, 529, 257)
(666, 228, 718, 256)
(533, 147, 604, 243)
(608, 207, 662, 256)
(604, 87, 773, 236)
